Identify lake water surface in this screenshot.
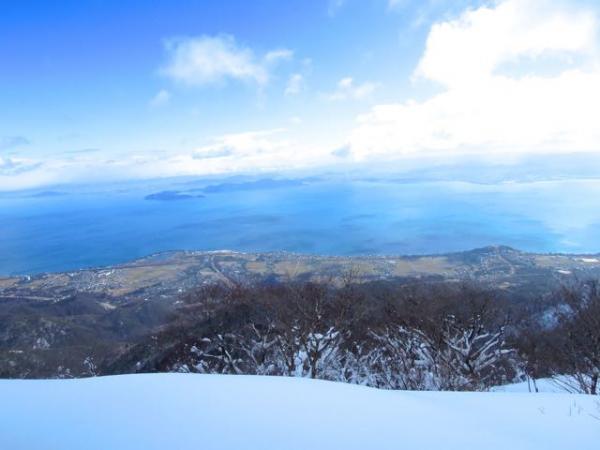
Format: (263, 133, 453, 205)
(1, 178, 600, 275)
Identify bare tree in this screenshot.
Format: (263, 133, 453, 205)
(550, 281, 600, 395)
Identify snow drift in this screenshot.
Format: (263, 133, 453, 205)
(1, 374, 598, 450)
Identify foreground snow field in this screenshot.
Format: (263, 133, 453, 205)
(1, 374, 598, 450)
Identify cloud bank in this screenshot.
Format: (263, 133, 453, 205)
(3, 0, 600, 191)
(348, 0, 600, 160)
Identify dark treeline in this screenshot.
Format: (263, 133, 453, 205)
(105, 279, 600, 394)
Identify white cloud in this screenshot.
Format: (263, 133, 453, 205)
(7, 0, 600, 192)
(0, 136, 30, 150)
(285, 73, 305, 96)
(0, 131, 328, 191)
(0, 156, 54, 190)
(0, 130, 337, 191)
(0, 156, 40, 175)
(328, 77, 378, 100)
(387, 0, 405, 9)
(0, 156, 16, 172)
(348, 0, 600, 161)
(192, 130, 283, 159)
(149, 89, 171, 107)
(161, 35, 291, 86)
(151, 129, 332, 177)
(415, 0, 598, 88)
(328, 0, 346, 17)
(264, 49, 294, 64)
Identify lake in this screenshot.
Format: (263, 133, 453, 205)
(1, 178, 600, 275)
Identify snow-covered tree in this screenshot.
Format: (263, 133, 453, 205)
(368, 326, 440, 390)
(437, 314, 514, 390)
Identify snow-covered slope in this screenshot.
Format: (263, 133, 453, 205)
(1, 374, 598, 450)
(492, 377, 574, 393)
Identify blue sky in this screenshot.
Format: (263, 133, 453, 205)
(1, 0, 600, 190)
(1, 0, 431, 151)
